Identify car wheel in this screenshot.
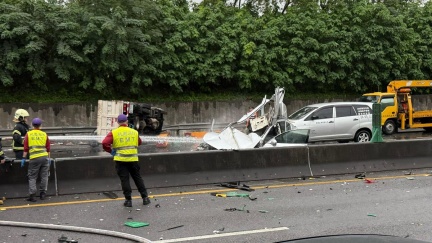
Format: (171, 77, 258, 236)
(354, 130, 371, 142)
(382, 120, 396, 135)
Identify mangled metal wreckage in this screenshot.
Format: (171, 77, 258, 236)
(203, 87, 291, 150)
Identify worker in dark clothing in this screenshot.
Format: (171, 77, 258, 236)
(22, 118, 51, 202)
(0, 137, 6, 165)
(12, 109, 30, 159)
(102, 114, 151, 207)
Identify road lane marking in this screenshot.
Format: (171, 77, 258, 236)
(153, 227, 289, 243)
(1, 173, 429, 210)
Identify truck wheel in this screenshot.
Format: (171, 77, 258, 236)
(424, 127, 432, 133)
(354, 130, 371, 142)
(382, 120, 396, 135)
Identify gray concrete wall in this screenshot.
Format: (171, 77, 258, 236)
(2, 95, 431, 129)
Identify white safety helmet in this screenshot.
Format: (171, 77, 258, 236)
(13, 109, 30, 122)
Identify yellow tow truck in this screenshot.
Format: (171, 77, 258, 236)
(360, 80, 432, 135)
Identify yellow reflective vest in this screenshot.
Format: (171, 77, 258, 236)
(27, 130, 48, 159)
(112, 126, 139, 162)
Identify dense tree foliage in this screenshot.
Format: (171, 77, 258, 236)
(1, 0, 431, 101)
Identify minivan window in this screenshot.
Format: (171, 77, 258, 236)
(336, 106, 355, 118)
(288, 106, 318, 120)
(353, 105, 372, 116)
(307, 107, 333, 120)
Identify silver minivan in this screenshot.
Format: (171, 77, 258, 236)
(287, 102, 373, 143)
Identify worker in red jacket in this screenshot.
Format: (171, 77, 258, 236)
(102, 114, 151, 208)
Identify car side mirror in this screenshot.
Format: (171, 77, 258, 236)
(269, 139, 277, 147)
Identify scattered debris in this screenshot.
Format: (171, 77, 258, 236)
(21, 234, 27, 237)
(406, 177, 415, 180)
(213, 227, 226, 234)
(248, 195, 257, 201)
(367, 213, 377, 217)
(355, 173, 366, 179)
(124, 221, 150, 228)
(217, 182, 255, 192)
(297, 191, 301, 193)
(102, 191, 118, 199)
(404, 171, 413, 175)
(210, 192, 249, 198)
(127, 217, 133, 220)
(329, 188, 333, 190)
(224, 208, 237, 212)
(224, 205, 247, 212)
(158, 225, 184, 232)
(364, 179, 375, 183)
(136, 209, 141, 211)
(259, 210, 269, 213)
(58, 234, 78, 243)
(155, 204, 161, 208)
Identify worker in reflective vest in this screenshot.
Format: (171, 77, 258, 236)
(102, 114, 151, 208)
(22, 118, 50, 202)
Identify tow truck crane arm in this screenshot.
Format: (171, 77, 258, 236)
(387, 80, 432, 93)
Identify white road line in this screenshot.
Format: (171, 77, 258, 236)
(154, 227, 289, 243)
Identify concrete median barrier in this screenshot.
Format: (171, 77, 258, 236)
(308, 139, 432, 176)
(54, 146, 311, 195)
(5, 139, 432, 198)
(0, 161, 56, 199)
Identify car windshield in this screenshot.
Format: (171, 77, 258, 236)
(359, 95, 379, 102)
(273, 129, 309, 143)
(288, 106, 317, 120)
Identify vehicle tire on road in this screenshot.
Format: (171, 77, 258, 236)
(383, 120, 396, 135)
(354, 129, 371, 142)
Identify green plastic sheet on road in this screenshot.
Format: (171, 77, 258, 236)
(124, 221, 150, 228)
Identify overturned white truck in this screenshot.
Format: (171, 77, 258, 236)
(203, 87, 293, 150)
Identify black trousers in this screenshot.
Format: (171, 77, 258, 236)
(115, 161, 148, 200)
(14, 150, 24, 159)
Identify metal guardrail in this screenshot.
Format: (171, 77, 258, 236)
(0, 126, 96, 138)
(163, 122, 244, 135)
(0, 123, 243, 139)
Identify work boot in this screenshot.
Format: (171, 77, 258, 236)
(143, 197, 151, 205)
(26, 194, 37, 202)
(40, 192, 46, 200)
(123, 200, 132, 207)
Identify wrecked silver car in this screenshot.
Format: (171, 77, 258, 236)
(203, 87, 301, 150)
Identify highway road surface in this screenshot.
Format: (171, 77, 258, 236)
(1, 168, 432, 243)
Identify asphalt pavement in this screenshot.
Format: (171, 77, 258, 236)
(1, 168, 432, 243)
